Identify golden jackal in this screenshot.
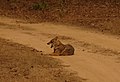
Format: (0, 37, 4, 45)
(47, 36, 75, 56)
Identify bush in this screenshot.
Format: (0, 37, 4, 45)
(32, 2, 47, 10)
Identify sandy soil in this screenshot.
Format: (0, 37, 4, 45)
(0, 16, 120, 82)
(0, 38, 83, 82)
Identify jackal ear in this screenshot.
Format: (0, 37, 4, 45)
(55, 36, 58, 39)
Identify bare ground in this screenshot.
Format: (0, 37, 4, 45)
(0, 17, 85, 82)
(0, 17, 120, 82)
(0, 38, 84, 82)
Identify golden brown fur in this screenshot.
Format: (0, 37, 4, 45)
(47, 36, 75, 56)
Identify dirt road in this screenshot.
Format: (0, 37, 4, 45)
(0, 17, 120, 82)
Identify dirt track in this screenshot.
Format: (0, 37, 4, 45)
(0, 16, 120, 82)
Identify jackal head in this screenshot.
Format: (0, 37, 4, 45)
(47, 36, 58, 48)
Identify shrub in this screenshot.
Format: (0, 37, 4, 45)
(32, 2, 47, 10)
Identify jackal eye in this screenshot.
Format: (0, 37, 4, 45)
(50, 40, 54, 43)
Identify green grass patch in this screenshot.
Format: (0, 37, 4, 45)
(32, 2, 47, 10)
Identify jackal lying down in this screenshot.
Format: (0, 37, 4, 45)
(47, 36, 75, 56)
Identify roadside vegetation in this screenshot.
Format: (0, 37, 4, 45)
(0, 0, 120, 35)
